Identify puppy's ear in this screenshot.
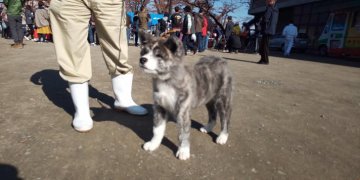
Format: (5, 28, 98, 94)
(139, 30, 155, 45)
(164, 36, 183, 56)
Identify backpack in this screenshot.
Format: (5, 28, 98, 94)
(158, 19, 167, 32)
(171, 13, 182, 28)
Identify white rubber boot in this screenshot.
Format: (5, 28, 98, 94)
(112, 73, 148, 115)
(69, 82, 93, 132)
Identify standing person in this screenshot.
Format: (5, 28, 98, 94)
(126, 12, 131, 44)
(258, 0, 279, 64)
(212, 25, 223, 49)
(240, 22, 250, 49)
(132, 11, 140, 46)
(138, 5, 150, 32)
(194, 10, 203, 53)
(170, 6, 182, 38)
(24, 5, 34, 40)
(199, 10, 208, 52)
(4, 0, 25, 48)
(224, 16, 234, 42)
(227, 23, 242, 53)
(35, 1, 51, 43)
(282, 20, 298, 56)
(156, 15, 168, 37)
(181, 5, 196, 55)
(49, 0, 148, 132)
(1, 6, 11, 39)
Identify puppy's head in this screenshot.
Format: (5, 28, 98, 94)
(138, 31, 184, 77)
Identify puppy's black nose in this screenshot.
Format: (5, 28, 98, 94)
(140, 57, 147, 64)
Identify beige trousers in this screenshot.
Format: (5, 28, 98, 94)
(49, 0, 132, 83)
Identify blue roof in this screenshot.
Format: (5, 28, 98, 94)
(127, 12, 164, 26)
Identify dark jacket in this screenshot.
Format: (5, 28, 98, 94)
(182, 13, 194, 34)
(25, 9, 34, 24)
(261, 3, 279, 35)
(225, 20, 234, 39)
(170, 12, 182, 29)
(227, 34, 242, 49)
(132, 15, 139, 32)
(194, 13, 203, 33)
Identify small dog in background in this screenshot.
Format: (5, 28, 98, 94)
(138, 31, 233, 160)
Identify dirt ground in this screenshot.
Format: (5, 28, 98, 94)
(0, 38, 359, 180)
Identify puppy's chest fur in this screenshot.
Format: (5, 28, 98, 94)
(154, 82, 177, 111)
(153, 80, 191, 112)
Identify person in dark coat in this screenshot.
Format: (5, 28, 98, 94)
(24, 5, 34, 40)
(227, 23, 242, 53)
(132, 11, 140, 46)
(258, 0, 279, 64)
(182, 5, 196, 55)
(224, 16, 234, 41)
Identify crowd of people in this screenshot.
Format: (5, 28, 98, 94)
(127, 5, 252, 56)
(1, 0, 284, 61)
(1, 0, 52, 48)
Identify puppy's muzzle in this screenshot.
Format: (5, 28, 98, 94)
(140, 57, 148, 65)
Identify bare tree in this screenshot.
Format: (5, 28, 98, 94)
(153, 0, 183, 14)
(125, 0, 150, 12)
(181, 0, 242, 32)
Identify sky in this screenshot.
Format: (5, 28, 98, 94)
(214, 1, 254, 23)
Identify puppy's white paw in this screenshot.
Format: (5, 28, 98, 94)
(216, 133, 229, 145)
(176, 147, 190, 160)
(200, 127, 208, 133)
(143, 141, 159, 152)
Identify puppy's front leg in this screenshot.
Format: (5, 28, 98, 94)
(176, 109, 191, 160)
(143, 106, 167, 152)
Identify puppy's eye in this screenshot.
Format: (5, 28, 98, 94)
(155, 54, 163, 58)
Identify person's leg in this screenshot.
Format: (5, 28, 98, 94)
(50, 0, 93, 131)
(182, 34, 189, 55)
(286, 38, 294, 56)
(15, 16, 24, 45)
(126, 27, 130, 44)
(37, 33, 43, 42)
(263, 34, 270, 63)
(134, 31, 139, 46)
(29, 24, 34, 39)
(92, 0, 147, 115)
(7, 15, 18, 44)
(284, 38, 289, 56)
(201, 35, 204, 51)
(88, 25, 94, 44)
(196, 32, 201, 51)
(1, 23, 4, 38)
(204, 35, 209, 50)
(258, 35, 265, 62)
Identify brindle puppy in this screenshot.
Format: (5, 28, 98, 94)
(139, 32, 233, 160)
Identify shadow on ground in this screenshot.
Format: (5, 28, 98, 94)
(0, 164, 22, 180)
(205, 48, 360, 68)
(198, 53, 258, 64)
(269, 51, 360, 68)
(30, 69, 74, 115)
(29, 69, 212, 154)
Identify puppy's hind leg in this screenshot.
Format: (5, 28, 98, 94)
(143, 106, 167, 152)
(200, 101, 217, 133)
(216, 102, 231, 145)
(216, 82, 232, 145)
